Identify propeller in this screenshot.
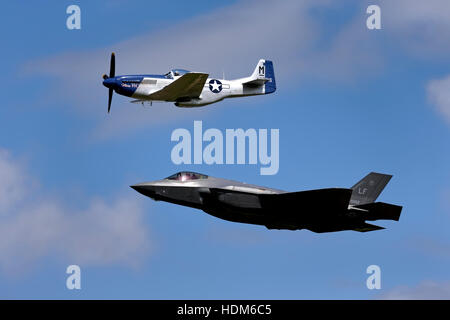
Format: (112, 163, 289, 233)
(103, 52, 116, 113)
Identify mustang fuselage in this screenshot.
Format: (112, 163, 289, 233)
(102, 60, 276, 107)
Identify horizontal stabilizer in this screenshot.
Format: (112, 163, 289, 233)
(308, 221, 385, 233)
(242, 78, 271, 86)
(352, 222, 385, 232)
(352, 202, 402, 221)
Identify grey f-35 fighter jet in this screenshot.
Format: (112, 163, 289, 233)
(131, 172, 402, 233)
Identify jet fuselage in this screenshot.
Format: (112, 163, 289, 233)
(131, 171, 403, 233)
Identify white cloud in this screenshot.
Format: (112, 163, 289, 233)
(383, 0, 450, 126)
(303, 16, 384, 81)
(380, 281, 450, 299)
(381, 0, 450, 57)
(0, 148, 151, 274)
(0, 149, 27, 214)
(427, 75, 450, 124)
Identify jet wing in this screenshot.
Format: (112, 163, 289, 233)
(201, 187, 352, 215)
(200, 187, 387, 233)
(352, 222, 385, 232)
(148, 72, 209, 101)
(260, 188, 353, 214)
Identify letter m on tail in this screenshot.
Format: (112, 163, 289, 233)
(248, 59, 276, 94)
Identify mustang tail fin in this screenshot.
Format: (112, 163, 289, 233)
(350, 172, 392, 205)
(245, 59, 276, 94)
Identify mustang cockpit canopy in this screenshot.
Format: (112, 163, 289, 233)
(164, 69, 191, 79)
(165, 171, 208, 181)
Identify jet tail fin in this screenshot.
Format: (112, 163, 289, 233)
(349, 172, 392, 206)
(244, 59, 276, 94)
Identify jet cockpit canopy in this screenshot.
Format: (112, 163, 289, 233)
(165, 171, 208, 181)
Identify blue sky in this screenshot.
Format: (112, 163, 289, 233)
(1, 0, 450, 299)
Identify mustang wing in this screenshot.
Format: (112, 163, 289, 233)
(148, 72, 209, 101)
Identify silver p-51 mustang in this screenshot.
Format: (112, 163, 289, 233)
(131, 171, 402, 233)
(102, 53, 276, 112)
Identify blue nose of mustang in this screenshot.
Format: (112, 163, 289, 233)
(102, 77, 116, 89)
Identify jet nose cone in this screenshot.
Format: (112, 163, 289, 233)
(103, 77, 116, 89)
(130, 184, 145, 193)
(130, 184, 157, 198)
